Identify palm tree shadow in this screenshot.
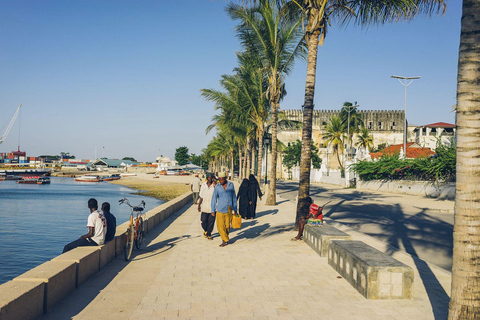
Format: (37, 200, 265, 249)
(327, 202, 450, 319)
(256, 209, 278, 218)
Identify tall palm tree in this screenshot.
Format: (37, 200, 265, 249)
(448, 1, 480, 318)
(293, 0, 446, 225)
(322, 115, 345, 171)
(228, 0, 305, 205)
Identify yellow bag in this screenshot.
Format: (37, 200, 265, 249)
(232, 214, 242, 229)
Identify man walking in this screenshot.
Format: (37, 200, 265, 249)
(198, 173, 216, 240)
(190, 174, 201, 204)
(63, 198, 107, 253)
(211, 172, 238, 247)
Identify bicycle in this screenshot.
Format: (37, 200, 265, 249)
(119, 198, 146, 261)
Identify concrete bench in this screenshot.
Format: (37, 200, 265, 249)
(328, 240, 413, 299)
(304, 224, 352, 257)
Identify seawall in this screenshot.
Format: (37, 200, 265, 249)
(0, 191, 193, 320)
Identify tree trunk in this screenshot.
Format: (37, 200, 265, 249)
(238, 145, 243, 181)
(245, 135, 251, 179)
(257, 127, 264, 184)
(230, 154, 234, 181)
(295, 28, 321, 225)
(266, 103, 279, 206)
(448, 1, 480, 318)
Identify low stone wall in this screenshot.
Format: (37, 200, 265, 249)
(0, 191, 192, 320)
(357, 180, 455, 200)
(303, 224, 352, 257)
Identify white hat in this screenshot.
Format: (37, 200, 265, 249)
(218, 172, 226, 178)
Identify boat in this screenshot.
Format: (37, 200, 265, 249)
(75, 175, 103, 182)
(37, 177, 51, 184)
(17, 176, 50, 184)
(102, 174, 121, 181)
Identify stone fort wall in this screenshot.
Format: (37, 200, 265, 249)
(282, 109, 405, 133)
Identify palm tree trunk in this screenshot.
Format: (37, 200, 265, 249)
(257, 127, 264, 184)
(266, 103, 279, 205)
(238, 145, 243, 181)
(295, 28, 321, 225)
(245, 135, 251, 178)
(230, 154, 234, 182)
(448, 1, 480, 318)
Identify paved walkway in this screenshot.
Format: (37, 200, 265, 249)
(42, 195, 451, 320)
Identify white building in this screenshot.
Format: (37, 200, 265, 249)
(413, 122, 456, 149)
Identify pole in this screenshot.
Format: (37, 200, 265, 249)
(391, 75, 420, 158)
(264, 143, 268, 185)
(347, 109, 351, 161)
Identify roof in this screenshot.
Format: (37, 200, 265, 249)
(92, 158, 139, 167)
(423, 122, 456, 128)
(370, 142, 435, 159)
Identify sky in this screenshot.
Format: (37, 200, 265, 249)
(0, 1, 462, 162)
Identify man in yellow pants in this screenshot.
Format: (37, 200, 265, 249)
(211, 172, 238, 247)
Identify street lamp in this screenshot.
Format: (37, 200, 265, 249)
(264, 136, 271, 185)
(341, 103, 359, 161)
(391, 75, 420, 158)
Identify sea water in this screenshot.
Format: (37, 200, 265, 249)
(0, 177, 163, 285)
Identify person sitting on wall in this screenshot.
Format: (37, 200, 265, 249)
(102, 202, 116, 242)
(291, 197, 322, 241)
(63, 198, 107, 253)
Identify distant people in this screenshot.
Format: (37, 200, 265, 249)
(248, 174, 263, 219)
(191, 174, 201, 204)
(198, 173, 216, 240)
(237, 178, 251, 219)
(211, 172, 238, 247)
(291, 197, 322, 241)
(63, 198, 107, 253)
(102, 202, 116, 242)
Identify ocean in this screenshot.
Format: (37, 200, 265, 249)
(0, 177, 163, 285)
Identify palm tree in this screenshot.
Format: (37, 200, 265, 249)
(356, 127, 374, 157)
(228, 0, 305, 205)
(322, 115, 345, 171)
(292, 0, 446, 225)
(448, 1, 480, 318)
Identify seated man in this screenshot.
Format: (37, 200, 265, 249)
(102, 202, 117, 242)
(63, 198, 107, 253)
(292, 197, 323, 241)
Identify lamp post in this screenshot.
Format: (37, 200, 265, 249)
(391, 75, 420, 158)
(264, 136, 271, 185)
(341, 103, 359, 161)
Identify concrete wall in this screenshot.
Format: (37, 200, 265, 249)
(357, 180, 455, 200)
(0, 191, 192, 319)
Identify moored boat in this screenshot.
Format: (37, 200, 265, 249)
(37, 177, 51, 184)
(74, 175, 102, 182)
(17, 176, 43, 184)
(102, 174, 121, 181)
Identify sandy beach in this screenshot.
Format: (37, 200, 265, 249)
(109, 173, 192, 201)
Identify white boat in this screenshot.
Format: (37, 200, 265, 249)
(74, 175, 102, 182)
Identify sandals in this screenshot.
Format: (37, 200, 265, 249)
(291, 237, 302, 241)
(219, 241, 228, 247)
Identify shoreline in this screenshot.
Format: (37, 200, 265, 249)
(109, 173, 191, 202)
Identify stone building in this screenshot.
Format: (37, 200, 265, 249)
(278, 109, 407, 171)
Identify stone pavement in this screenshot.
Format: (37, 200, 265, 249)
(41, 195, 451, 320)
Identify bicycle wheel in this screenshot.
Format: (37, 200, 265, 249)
(124, 224, 134, 261)
(135, 218, 145, 250)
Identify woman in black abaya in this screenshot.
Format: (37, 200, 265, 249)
(247, 174, 263, 219)
(237, 178, 251, 219)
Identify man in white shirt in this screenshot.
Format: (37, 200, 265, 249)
(191, 174, 202, 204)
(63, 198, 107, 253)
(197, 173, 216, 240)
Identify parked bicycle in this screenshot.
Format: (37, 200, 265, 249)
(119, 198, 146, 261)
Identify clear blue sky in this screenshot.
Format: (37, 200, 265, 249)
(0, 0, 462, 161)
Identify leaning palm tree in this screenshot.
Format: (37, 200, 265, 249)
(228, 0, 305, 205)
(448, 1, 480, 318)
(292, 0, 446, 225)
(322, 115, 345, 171)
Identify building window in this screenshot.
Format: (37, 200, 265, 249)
(368, 122, 372, 129)
(378, 122, 383, 129)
